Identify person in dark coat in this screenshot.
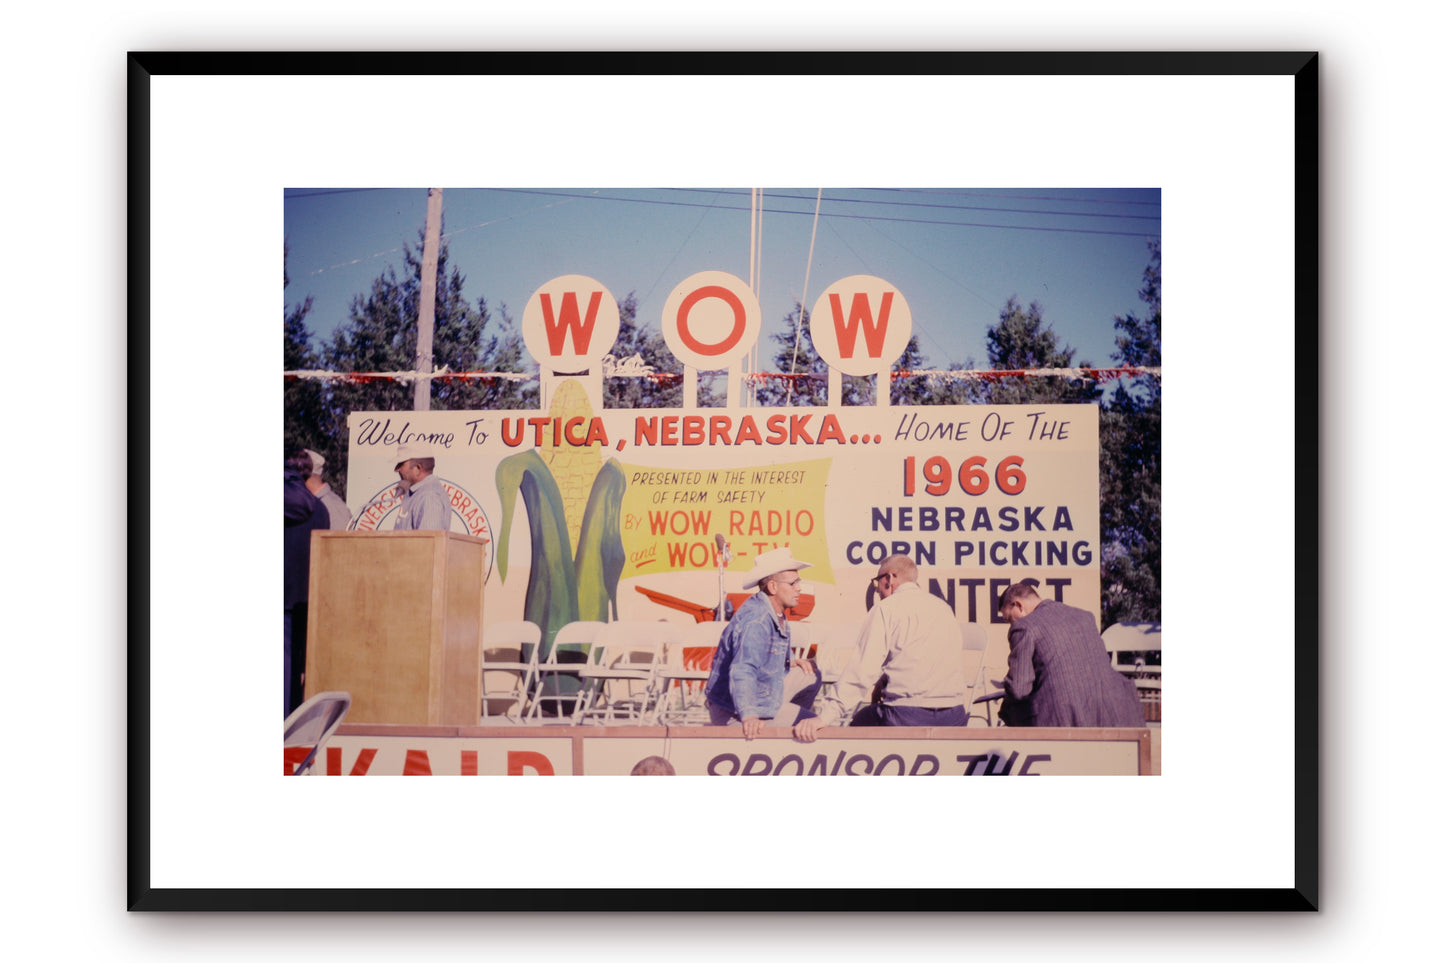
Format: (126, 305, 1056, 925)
(997, 582, 1145, 727)
(285, 456, 328, 716)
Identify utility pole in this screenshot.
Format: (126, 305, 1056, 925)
(413, 187, 443, 411)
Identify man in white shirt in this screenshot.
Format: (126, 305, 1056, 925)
(794, 554, 971, 741)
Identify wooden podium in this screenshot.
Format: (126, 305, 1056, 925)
(305, 530, 487, 725)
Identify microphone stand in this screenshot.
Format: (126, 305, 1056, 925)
(714, 535, 732, 622)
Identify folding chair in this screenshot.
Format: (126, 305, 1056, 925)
(283, 691, 351, 775)
(788, 621, 815, 662)
(806, 622, 862, 710)
(960, 622, 993, 726)
(481, 620, 542, 721)
(1102, 621, 1162, 724)
(654, 620, 723, 725)
(573, 621, 675, 725)
(527, 621, 606, 723)
(809, 623, 861, 679)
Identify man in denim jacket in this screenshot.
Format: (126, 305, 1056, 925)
(703, 547, 823, 739)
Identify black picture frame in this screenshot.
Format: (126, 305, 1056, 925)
(129, 50, 1318, 912)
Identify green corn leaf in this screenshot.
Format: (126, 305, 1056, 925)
(574, 458, 627, 622)
(495, 449, 580, 656)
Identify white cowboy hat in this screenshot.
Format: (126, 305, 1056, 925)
(303, 448, 326, 477)
(393, 443, 438, 469)
(742, 546, 813, 589)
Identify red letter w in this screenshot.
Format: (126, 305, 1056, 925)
(540, 291, 603, 355)
(828, 291, 893, 359)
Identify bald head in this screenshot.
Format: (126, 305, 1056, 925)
(873, 553, 917, 599)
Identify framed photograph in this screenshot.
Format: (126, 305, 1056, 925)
(131, 51, 1317, 910)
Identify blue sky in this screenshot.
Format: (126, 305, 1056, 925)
(283, 187, 1160, 373)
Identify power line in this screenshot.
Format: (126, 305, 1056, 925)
(293, 187, 1160, 282)
(302, 195, 585, 278)
(285, 188, 388, 199)
(859, 219, 1002, 362)
(873, 188, 1162, 207)
(664, 187, 1161, 222)
(823, 218, 958, 367)
(490, 188, 1159, 239)
(638, 193, 722, 308)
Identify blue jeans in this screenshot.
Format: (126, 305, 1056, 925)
(850, 703, 969, 727)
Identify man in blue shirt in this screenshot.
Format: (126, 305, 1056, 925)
(391, 444, 451, 531)
(703, 547, 822, 739)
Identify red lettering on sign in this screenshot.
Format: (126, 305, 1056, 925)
(815, 414, 846, 444)
(765, 414, 788, 445)
(283, 746, 311, 775)
(734, 416, 763, 446)
(349, 748, 378, 775)
(507, 750, 556, 776)
(285, 746, 377, 775)
(676, 285, 746, 357)
(788, 414, 815, 445)
(828, 291, 893, 359)
(540, 291, 603, 356)
(403, 750, 433, 775)
(461, 750, 478, 776)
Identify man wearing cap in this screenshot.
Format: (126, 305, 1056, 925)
(392, 444, 450, 531)
(301, 448, 352, 530)
(794, 554, 971, 742)
(995, 581, 1145, 727)
(702, 547, 824, 739)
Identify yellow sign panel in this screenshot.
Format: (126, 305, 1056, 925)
(618, 457, 834, 581)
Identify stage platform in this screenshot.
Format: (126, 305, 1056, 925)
(285, 723, 1158, 776)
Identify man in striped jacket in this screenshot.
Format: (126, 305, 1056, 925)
(997, 582, 1145, 727)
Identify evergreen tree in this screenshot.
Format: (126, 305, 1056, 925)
(1108, 239, 1162, 402)
(283, 243, 329, 473)
(920, 360, 991, 406)
(602, 291, 715, 408)
(969, 290, 1162, 622)
(754, 303, 826, 406)
(754, 302, 931, 407)
(885, 334, 955, 407)
(976, 297, 1101, 405)
(1099, 241, 1162, 624)
(318, 225, 534, 497)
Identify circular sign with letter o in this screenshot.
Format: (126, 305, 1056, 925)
(809, 275, 912, 376)
(661, 271, 761, 370)
(522, 275, 621, 372)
